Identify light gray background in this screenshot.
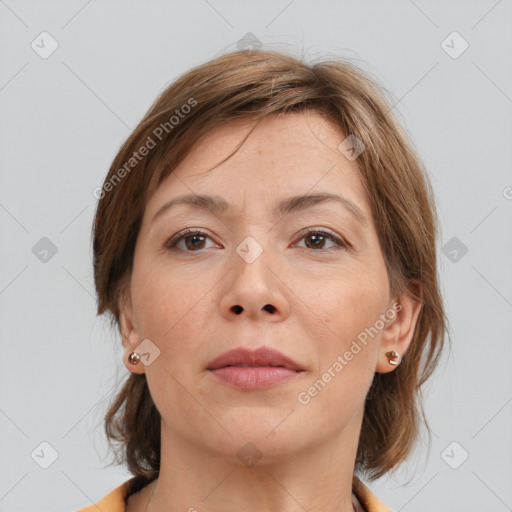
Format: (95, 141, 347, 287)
(1, 1, 511, 511)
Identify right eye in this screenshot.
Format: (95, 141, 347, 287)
(165, 229, 220, 253)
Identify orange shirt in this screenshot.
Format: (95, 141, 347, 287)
(76, 475, 393, 512)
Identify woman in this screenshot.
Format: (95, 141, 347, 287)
(78, 48, 448, 512)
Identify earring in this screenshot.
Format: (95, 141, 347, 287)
(129, 352, 140, 364)
(385, 351, 401, 366)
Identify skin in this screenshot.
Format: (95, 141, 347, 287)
(120, 111, 423, 512)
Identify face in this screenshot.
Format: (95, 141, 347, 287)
(120, 111, 420, 463)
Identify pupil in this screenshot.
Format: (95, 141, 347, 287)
(308, 234, 324, 248)
(187, 235, 204, 249)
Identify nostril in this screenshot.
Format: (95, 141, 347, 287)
(232, 305, 243, 314)
(264, 304, 276, 313)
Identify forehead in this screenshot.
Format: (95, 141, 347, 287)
(145, 111, 370, 220)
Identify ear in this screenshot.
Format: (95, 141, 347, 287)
(119, 285, 145, 375)
(375, 282, 423, 374)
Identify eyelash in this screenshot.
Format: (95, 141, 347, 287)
(165, 227, 349, 253)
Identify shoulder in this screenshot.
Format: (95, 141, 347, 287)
(75, 476, 142, 512)
(353, 475, 395, 512)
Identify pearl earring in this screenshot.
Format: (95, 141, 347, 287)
(385, 351, 401, 366)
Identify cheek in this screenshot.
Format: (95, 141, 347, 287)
(310, 269, 387, 340)
(131, 265, 213, 422)
(302, 269, 388, 391)
(131, 262, 216, 362)
(296, 280, 383, 426)
(132, 262, 188, 330)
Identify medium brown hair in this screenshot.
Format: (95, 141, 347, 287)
(93, 48, 450, 486)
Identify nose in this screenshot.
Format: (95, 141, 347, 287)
(219, 242, 290, 322)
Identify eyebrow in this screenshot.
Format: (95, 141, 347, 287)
(151, 192, 368, 227)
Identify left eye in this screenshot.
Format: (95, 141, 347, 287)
(293, 229, 347, 251)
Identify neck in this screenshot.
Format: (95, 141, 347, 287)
(146, 410, 364, 512)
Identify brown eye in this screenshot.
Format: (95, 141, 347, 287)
(295, 229, 348, 251)
(183, 234, 207, 250)
(166, 229, 216, 252)
(306, 233, 330, 249)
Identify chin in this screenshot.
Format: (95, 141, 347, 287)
(198, 417, 310, 463)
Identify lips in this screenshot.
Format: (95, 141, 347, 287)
(206, 346, 304, 372)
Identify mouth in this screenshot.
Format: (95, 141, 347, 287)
(206, 346, 305, 389)
(206, 346, 304, 371)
